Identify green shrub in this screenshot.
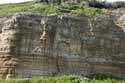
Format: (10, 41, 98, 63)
(59, 5, 81, 10)
(31, 5, 57, 14)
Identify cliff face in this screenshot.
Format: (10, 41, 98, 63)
(0, 12, 125, 79)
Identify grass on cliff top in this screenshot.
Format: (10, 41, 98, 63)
(0, 75, 125, 83)
(0, 1, 104, 17)
(0, 1, 35, 15)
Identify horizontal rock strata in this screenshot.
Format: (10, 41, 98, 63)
(0, 12, 125, 79)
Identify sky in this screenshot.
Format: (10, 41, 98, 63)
(0, 0, 125, 4)
(0, 0, 33, 4)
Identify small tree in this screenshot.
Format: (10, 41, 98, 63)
(35, 0, 49, 4)
(57, 0, 61, 5)
(89, 0, 98, 7)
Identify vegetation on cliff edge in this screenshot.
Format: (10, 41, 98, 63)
(0, 1, 103, 17)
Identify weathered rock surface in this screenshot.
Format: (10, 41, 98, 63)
(117, 14, 125, 32)
(0, 12, 125, 79)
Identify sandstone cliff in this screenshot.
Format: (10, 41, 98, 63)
(0, 12, 125, 79)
